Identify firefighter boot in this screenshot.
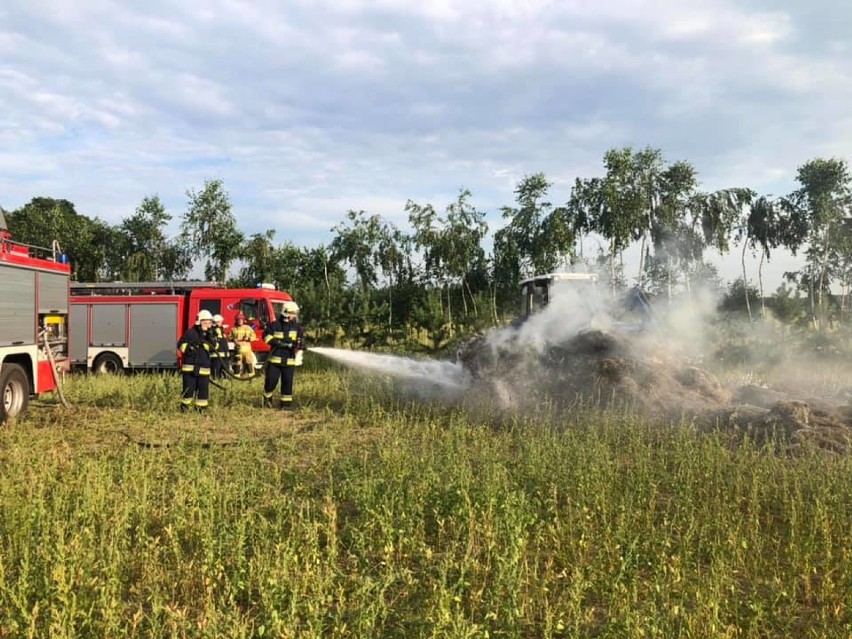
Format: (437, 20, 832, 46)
(262, 395, 274, 409)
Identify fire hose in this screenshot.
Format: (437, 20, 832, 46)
(217, 356, 257, 383)
(214, 340, 306, 383)
(41, 331, 70, 409)
(184, 339, 256, 387)
(211, 342, 258, 384)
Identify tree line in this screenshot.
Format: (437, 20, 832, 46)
(5, 147, 851, 349)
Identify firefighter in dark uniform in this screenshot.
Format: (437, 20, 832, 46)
(217, 314, 232, 375)
(177, 310, 215, 412)
(209, 313, 228, 379)
(262, 301, 305, 409)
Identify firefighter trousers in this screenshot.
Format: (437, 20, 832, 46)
(238, 346, 257, 375)
(181, 373, 210, 411)
(210, 356, 225, 379)
(263, 364, 296, 407)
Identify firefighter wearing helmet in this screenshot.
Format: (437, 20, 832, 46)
(262, 300, 305, 409)
(176, 309, 215, 412)
(228, 311, 257, 376)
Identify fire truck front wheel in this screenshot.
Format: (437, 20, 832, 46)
(1, 363, 29, 423)
(93, 352, 124, 375)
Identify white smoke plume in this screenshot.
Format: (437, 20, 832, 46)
(309, 276, 852, 453)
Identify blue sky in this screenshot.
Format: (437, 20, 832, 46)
(1, 0, 850, 288)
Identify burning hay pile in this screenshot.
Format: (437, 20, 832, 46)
(460, 329, 852, 453)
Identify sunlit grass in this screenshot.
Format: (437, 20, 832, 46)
(1, 356, 851, 637)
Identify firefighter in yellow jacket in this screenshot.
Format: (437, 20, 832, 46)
(262, 301, 305, 409)
(228, 312, 257, 376)
(177, 310, 214, 412)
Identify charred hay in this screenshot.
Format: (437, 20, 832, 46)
(461, 329, 852, 453)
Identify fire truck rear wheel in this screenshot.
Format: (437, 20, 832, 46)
(93, 352, 124, 375)
(1, 363, 29, 423)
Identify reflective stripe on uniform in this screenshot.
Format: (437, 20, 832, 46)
(195, 399, 209, 407)
(268, 356, 282, 364)
(182, 365, 211, 375)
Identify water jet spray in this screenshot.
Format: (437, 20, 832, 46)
(310, 347, 473, 401)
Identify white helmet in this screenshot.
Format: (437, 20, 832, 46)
(283, 301, 300, 314)
(196, 309, 214, 323)
(213, 313, 224, 324)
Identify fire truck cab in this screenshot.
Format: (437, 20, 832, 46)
(0, 207, 70, 422)
(69, 282, 294, 373)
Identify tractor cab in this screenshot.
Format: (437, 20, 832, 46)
(518, 272, 656, 331)
(518, 272, 599, 320)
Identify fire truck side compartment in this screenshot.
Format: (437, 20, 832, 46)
(91, 304, 126, 346)
(69, 303, 88, 363)
(129, 303, 179, 367)
(0, 264, 36, 346)
(37, 272, 69, 313)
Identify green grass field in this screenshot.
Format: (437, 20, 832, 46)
(1, 358, 850, 638)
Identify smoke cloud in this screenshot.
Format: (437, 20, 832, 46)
(309, 276, 852, 452)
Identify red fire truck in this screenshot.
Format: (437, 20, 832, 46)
(69, 281, 294, 373)
(0, 208, 70, 422)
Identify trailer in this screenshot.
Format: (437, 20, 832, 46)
(69, 281, 294, 373)
(0, 208, 70, 422)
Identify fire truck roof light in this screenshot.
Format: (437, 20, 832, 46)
(257, 283, 276, 289)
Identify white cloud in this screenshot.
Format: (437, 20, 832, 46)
(0, 0, 849, 289)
